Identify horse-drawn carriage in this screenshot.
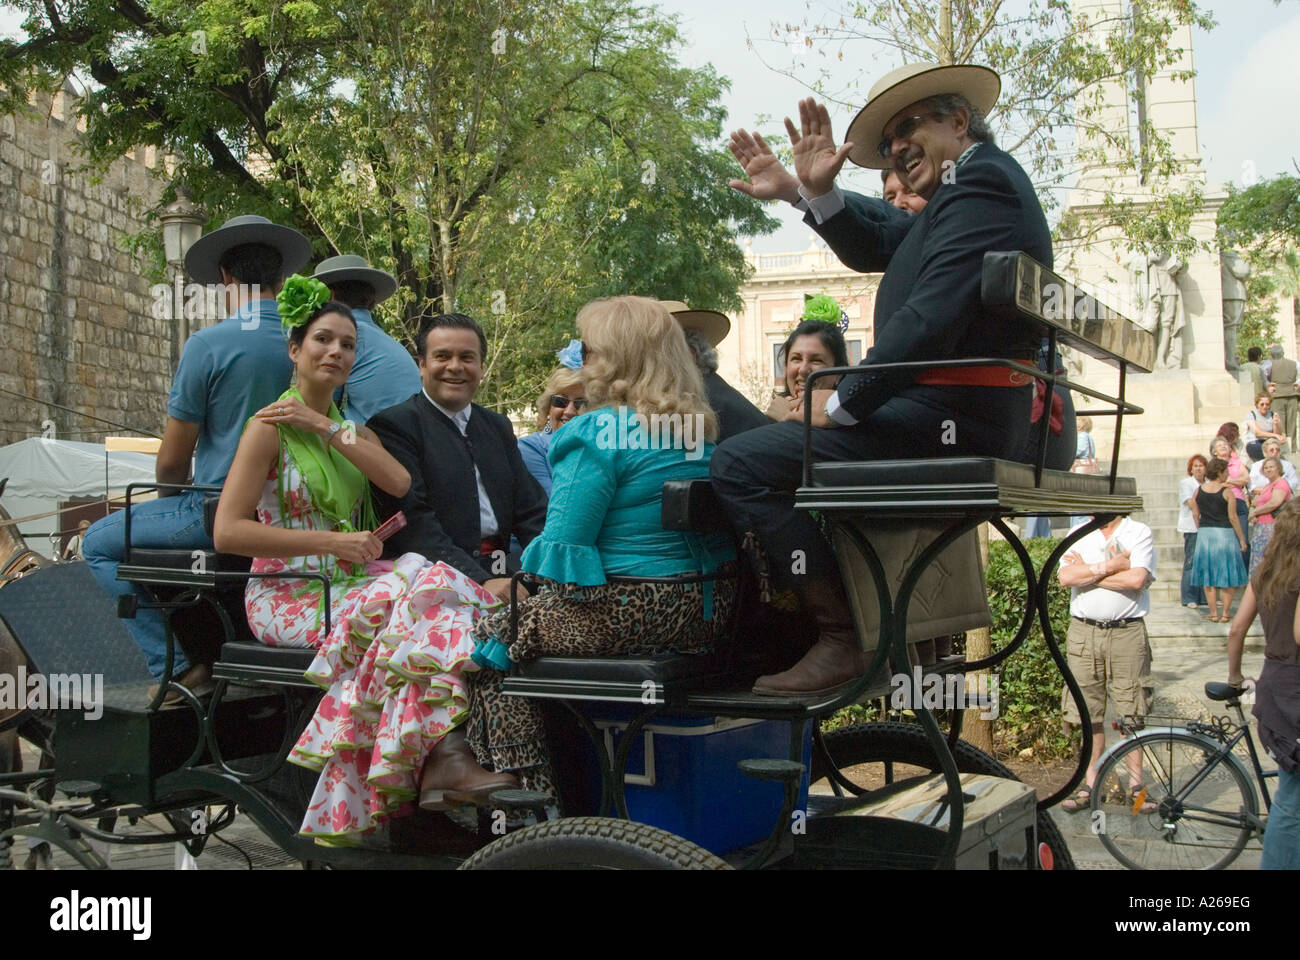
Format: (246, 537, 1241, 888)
(0, 252, 1153, 870)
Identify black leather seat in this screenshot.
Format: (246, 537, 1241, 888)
(502, 479, 743, 706)
(504, 651, 735, 705)
(801, 457, 1140, 518)
(126, 548, 252, 574)
(212, 641, 318, 689)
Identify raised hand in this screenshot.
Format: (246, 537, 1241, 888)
(786, 98, 855, 198)
(254, 396, 333, 437)
(728, 129, 801, 204)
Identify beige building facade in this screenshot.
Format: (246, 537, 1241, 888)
(717, 237, 880, 405)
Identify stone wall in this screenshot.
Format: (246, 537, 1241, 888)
(0, 85, 168, 447)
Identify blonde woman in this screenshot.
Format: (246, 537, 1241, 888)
(517, 365, 586, 495)
(465, 297, 738, 795)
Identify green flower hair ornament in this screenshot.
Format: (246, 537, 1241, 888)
(802, 293, 851, 333)
(277, 275, 331, 334)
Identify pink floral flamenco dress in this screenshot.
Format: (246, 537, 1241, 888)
(244, 440, 497, 844)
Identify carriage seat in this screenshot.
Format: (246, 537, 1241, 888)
(503, 478, 742, 706)
(212, 641, 319, 689)
(120, 495, 251, 581)
(802, 457, 1138, 518)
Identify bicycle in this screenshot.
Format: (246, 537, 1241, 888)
(1088, 681, 1277, 870)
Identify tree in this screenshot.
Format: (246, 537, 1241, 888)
(1, 0, 776, 410)
(1218, 173, 1300, 359)
(746, 0, 1215, 260)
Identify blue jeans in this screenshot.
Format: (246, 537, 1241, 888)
(1022, 516, 1052, 538)
(1236, 497, 1250, 569)
(1180, 532, 1206, 606)
(1261, 765, 1300, 870)
(82, 491, 212, 679)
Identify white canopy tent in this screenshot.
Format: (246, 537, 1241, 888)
(0, 437, 158, 558)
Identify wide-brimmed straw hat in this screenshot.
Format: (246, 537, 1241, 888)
(845, 62, 1001, 169)
(660, 300, 731, 347)
(312, 254, 398, 303)
(185, 215, 312, 284)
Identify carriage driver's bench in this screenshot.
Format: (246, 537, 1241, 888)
(492, 251, 1154, 869)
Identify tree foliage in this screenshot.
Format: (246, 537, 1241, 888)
(0, 0, 777, 410)
(747, 0, 1215, 259)
(1218, 173, 1300, 357)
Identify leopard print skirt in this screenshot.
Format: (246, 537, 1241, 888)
(465, 572, 737, 797)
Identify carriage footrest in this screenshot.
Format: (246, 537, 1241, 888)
(55, 682, 291, 807)
(488, 789, 552, 815)
(738, 759, 805, 783)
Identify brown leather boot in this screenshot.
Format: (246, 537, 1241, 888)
(752, 578, 866, 698)
(419, 728, 519, 810)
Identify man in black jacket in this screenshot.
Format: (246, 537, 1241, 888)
(661, 300, 770, 442)
(717, 63, 1049, 697)
(368, 314, 547, 602)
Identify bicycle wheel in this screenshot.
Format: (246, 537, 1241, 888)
(1091, 731, 1257, 870)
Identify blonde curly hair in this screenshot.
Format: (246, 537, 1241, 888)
(533, 366, 585, 432)
(576, 296, 717, 442)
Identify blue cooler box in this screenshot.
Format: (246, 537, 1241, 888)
(577, 705, 813, 855)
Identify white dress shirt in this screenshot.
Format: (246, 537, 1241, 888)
(423, 391, 500, 538)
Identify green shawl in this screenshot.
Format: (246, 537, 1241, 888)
(269, 386, 377, 582)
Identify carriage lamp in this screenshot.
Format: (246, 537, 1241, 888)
(160, 183, 205, 366)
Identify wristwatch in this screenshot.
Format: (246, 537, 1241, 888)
(323, 421, 343, 446)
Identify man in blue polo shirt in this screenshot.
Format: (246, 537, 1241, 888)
(312, 254, 421, 425)
(83, 215, 311, 692)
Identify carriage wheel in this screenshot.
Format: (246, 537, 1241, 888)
(458, 816, 732, 870)
(812, 721, 1076, 870)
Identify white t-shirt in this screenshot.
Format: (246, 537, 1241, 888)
(1249, 458, 1299, 494)
(1066, 518, 1156, 621)
(1177, 476, 1200, 533)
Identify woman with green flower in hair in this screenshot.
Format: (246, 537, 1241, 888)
(765, 294, 850, 421)
(214, 276, 516, 843)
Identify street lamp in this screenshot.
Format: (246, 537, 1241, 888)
(160, 182, 205, 366)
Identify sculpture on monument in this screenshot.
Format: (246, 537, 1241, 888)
(1136, 250, 1186, 370)
(1220, 249, 1250, 373)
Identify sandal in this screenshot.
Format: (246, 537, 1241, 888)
(1127, 785, 1158, 814)
(1061, 783, 1092, 813)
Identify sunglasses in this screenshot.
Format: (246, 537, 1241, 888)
(550, 395, 588, 411)
(877, 114, 936, 160)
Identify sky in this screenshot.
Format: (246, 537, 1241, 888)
(3, 0, 1297, 253)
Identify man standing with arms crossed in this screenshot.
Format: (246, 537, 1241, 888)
(1057, 515, 1157, 813)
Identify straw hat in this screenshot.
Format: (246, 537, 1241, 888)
(312, 254, 398, 302)
(659, 300, 731, 347)
(845, 63, 1000, 169)
(185, 215, 312, 284)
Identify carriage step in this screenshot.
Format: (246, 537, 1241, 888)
(488, 789, 553, 815)
(738, 759, 805, 783)
(56, 779, 103, 797)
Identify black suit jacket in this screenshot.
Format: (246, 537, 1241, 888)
(367, 393, 548, 583)
(705, 371, 770, 442)
(807, 143, 1051, 422)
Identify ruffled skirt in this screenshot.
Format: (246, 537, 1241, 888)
(245, 552, 499, 843)
(1189, 527, 1248, 589)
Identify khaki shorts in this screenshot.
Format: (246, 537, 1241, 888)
(1061, 618, 1153, 726)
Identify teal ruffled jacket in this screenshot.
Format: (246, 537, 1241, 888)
(520, 406, 735, 612)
